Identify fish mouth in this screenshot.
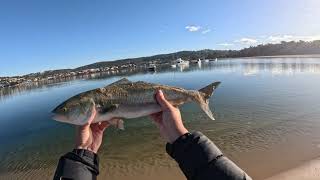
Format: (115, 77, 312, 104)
(52, 113, 69, 123)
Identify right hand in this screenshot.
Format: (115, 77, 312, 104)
(150, 90, 189, 143)
(75, 106, 109, 154)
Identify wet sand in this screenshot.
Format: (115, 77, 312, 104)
(2, 118, 320, 180)
(0, 167, 186, 180)
(264, 158, 320, 180)
(2, 157, 320, 180)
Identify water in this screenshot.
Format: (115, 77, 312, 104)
(1, 57, 320, 180)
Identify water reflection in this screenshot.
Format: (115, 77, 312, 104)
(240, 58, 320, 76)
(178, 64, 190, 72)
(1, 57, 320, 101)
(0, 68, 148, 101)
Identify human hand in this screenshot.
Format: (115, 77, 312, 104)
(150, 90, 189, 143)
(75, 107, 109, 153)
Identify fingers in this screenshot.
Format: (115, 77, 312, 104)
(149, 112, 162, 128)
(85, 105, 97, 126)
(98, 121, 109, 131)
(91, 121, 109, 132)
(150, 112, 161, 119)
(156, 90, 174, 110)
(76, 106, 96, 133)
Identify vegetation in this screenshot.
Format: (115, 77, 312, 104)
(236, 40, 320, 57)
(2, 40, 320, 78)
(76, 40, 320, 70)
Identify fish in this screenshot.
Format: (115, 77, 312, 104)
(52, 78, 221, 129)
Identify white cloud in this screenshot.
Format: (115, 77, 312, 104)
(217, 43, 234, 46)
(202, 29, 211, 34)
(230, 34, 320, 47)
(267, 35, 294, 42)
(185, 25, 201, 32)
(235, 38, 258, 45)
(266, 35, 320, 43)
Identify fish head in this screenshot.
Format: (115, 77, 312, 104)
(52, 95, 95, 125)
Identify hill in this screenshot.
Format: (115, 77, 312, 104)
(75, 40, 320, 71)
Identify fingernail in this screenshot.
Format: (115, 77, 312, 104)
(158, 89, 163, 95)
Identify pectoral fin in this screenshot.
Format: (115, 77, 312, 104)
(99, 104, 119, 113)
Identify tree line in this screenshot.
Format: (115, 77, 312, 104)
(18, 40, 320, 78)
(76, 40, 320, 71)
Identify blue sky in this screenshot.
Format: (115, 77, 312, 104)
(0, 0, 319, 76)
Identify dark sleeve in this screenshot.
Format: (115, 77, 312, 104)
(53, 149, 99, 180)
(166, 131, 252, 180)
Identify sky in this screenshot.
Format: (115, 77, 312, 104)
(0, 0, 319, 76)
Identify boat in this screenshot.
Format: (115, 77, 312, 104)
(215, 58, 218, 62)
(197, 59, 202, 64)
(198, 59, 202, 68)
(204, 59, 210, 62)
(147, 64, 156, 71)
(171, 64, 177, 68)
(176, 58, 189, 66)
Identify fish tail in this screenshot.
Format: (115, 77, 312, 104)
(197, 81, 221, 120)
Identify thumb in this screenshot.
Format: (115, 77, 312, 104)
(87, 105, 97, 125)
(80, 106, 96, 131)
(156, 90, 173, 110)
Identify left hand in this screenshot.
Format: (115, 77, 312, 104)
(75, 107, 109, 153)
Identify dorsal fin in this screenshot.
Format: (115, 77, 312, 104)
(109, 78, 132, 86)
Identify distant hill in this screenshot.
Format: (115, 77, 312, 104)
(74, 50, 236, 71)
(237, 40, 320, 57)
(75, 40, 320, 71)
(24, 69, 73, 78)
(7, 40, 320, 78)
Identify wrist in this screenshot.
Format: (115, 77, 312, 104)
(73, 148, 97, 156)
(74, 146, 97, 153)
(71, 149, 100, 174)
(169, 127, 189, 143)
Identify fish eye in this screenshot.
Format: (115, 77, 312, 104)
(63, 107, 68, 112)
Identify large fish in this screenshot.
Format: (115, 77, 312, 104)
(52, 78, 221, 129)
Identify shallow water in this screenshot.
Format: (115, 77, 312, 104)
(1, 57, 320, 180)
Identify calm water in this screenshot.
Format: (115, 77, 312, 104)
(1, 57, 320, 180)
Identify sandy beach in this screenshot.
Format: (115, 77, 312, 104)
(264, 158, 320, 180)
(2, 158, 320, 180)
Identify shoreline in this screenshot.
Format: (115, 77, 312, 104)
(1, 54, 320, 89)
(264, 157, 320, 180)
(242, 54, 320, 59)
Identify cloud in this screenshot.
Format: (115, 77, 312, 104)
(266, 35, 320, 43)
(268, 35, 293, 42)
(235, 38, 258, 45)
(185, 25, 201, 32)
(230, 34, 320, 47)
(217, 43, 234, 46)
(202, 29, 211, 34)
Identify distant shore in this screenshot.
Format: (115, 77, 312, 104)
(1, 54, 320, 89)
(244, 54, 320, 58)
